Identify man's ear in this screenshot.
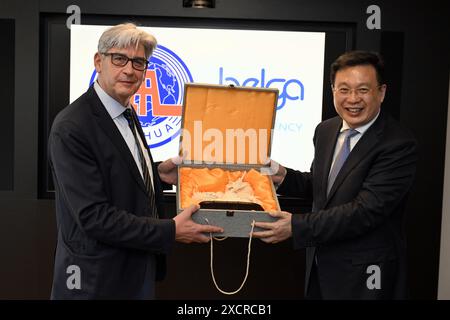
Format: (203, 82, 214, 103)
(94, 52, 102, 73)
(380, 84, 387, 103)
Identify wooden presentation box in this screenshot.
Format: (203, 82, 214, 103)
(176, 83, 280, 238)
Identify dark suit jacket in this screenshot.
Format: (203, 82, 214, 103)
(277, 111, 417, 299)
(48, 86, 175, 299)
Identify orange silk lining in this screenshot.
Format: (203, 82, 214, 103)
(180, 167, 278, 211)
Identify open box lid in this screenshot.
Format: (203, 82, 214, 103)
(179, 83, 278, 165)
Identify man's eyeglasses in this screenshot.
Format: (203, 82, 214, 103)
(102, 52, 148, 71)
(332, 85, 382, 97)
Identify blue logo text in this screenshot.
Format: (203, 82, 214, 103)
(219, 67, 304, 110)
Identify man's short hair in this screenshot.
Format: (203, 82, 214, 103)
(98, 23, 157, 59)
(330, 50, 385, 86)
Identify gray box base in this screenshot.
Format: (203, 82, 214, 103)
(192, 209, 278, 238)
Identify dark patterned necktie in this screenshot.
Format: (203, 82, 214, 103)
(123, 108, 158, 218)
(327, 128, 359, 196)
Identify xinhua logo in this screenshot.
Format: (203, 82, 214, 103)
(90, 45, 193, 149)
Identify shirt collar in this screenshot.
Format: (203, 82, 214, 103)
(93, 81, 128, 120)
(340, 109, 381, 135)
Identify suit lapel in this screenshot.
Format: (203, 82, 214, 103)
(317, 118, 342, 205)
(87, 87, 148, 195)
(325, 113, 384, 205)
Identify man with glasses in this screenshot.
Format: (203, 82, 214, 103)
(253, 51, 417, 299)
(48, 23, 222, 299)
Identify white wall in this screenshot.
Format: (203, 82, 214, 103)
(438, 72, 450, 300)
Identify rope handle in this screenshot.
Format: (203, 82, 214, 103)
(204, 218, 256, 295)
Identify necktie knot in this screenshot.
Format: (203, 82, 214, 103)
(345, 128, 359, 140)
(123, 108, 134, 126)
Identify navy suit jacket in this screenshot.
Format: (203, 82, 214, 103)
(48, 86, 175, 299)
(277, 111, 417, 299)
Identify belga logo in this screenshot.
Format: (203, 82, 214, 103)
(89, 45, 193, 148)
(218, 67, 304, 110)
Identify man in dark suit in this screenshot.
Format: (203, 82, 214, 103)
(253, 51, 417, 299)
(48, 23, 222, 299)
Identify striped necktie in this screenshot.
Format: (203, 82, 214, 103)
(327, 128, 359, 196)
(123, 108, 158, 218)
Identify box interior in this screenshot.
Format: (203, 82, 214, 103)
(179, 167, 279, 211)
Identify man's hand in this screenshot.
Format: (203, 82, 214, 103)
(158, 156, 182, 185)
(173, 204, 224, 243)
(252, 211, 292, 243)
(261, 160, 287, 186)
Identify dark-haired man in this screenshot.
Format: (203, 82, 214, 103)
(253, 51, 417, 299)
